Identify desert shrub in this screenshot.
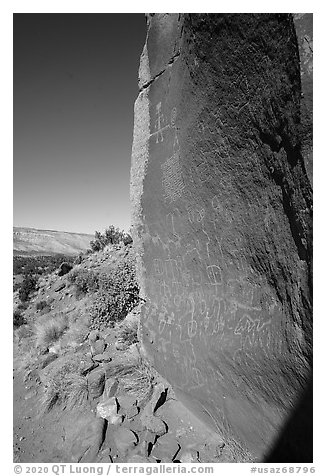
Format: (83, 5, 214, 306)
(68, 268, 99, 298)
(19, 274, 38, 302)
(90, 226, 132, 252)
(89, 258, 140, 329)
(13, 310, 27, 328)
(35, 315, 69, 349)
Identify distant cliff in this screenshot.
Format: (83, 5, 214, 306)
(13, 227, 93, 256)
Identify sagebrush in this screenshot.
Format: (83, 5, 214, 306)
(89, 257, 140, 329)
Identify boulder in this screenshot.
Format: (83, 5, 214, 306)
(115, 340, 128, 351)
(102, 378, 119, 399)
(58, 262, 73, 277)
(79, 357, 98, 376)
(53, 282, 66, 292)
(69, 415, 106, 463)
(92, 352, 112, 363)
(97, 396, 123, 425)
(88, 330, 100, 343)
(179, 450, 200, 463)
(91, 338, 106, 356)
(87, 369, 105, 399)
(39, 353, 58, 369)
(140, 413, 167, 437)
(151, 433, 180, 461)
(131, 13, 313, 461)
(113, 428, 138, 456)
(117, 394, 138, 410)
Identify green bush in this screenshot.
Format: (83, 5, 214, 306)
(89, 258, 140, 330)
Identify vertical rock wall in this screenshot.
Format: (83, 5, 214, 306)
(131, 14, 312, 461)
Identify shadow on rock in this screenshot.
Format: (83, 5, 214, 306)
(265, 373, 313, 463)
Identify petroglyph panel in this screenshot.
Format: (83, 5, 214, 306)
(161, 152, 185, 202)
(131, 13, 312, 461)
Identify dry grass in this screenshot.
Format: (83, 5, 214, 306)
(107, 360, 154, 406)
(39, 351, 89, 414)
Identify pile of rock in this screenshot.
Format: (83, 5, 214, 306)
(72, 328, 227, 463)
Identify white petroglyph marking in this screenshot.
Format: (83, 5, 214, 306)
(161, 152, 185, 202)
(151, 101, 171, 143)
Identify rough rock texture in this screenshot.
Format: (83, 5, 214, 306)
(293, 14, 313, 185)
(130, 14, 313, 461)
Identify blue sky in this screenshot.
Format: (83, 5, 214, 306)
(13, 13, 146, 234)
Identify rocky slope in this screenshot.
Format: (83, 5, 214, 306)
(14, 244, 245, 463)
(13, 227, 93, 256)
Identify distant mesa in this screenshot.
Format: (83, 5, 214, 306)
(13, 227, 94, 256)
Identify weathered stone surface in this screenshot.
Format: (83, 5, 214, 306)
(293, 14, 313, 185)
(91, 338, 106, 356)
(102, 378, 119, 399)
(53, 282, 66, 292)
(79, 357, 98, 375)
(88, 330, 100, 343)
(92, 352, 112, 362)
(115, 340, 128, 351)
(127, 454, 151, 463)
(69, 415, 106, 463)
(131, 14, 312, 461)
(87, 369, 105, 399)
(97, 396, 118, 420)
(113, 428, 138, 455)
(179, 450, 200, 463)
(140, 412, 167, 436)
(151, 433, 180, 460)
(124, 405, 139, 420)
(39, 352, 58, 369)
(117, 394, 138, 410)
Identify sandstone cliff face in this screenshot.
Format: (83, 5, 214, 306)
(131, 14, 312, 461)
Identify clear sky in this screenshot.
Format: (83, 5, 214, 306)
(13, 13, 147, 234)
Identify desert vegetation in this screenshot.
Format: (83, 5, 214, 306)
(13, 225, 144, 415)
(89, 226, 132, 252)
(13, 254, 75, 276)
